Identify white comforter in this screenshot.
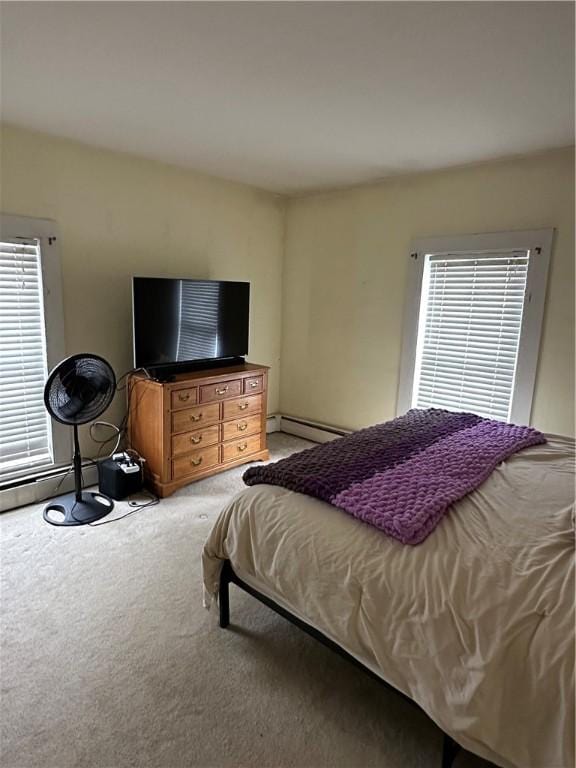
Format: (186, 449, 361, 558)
(203, 435, 575, 768)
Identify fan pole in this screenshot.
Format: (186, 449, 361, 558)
(73, 424, 82, 502)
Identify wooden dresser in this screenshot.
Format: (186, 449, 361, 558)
(127, 363, 269, 497)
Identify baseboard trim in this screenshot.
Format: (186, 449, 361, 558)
(0, 463, 99, 512)
(279, 416, 351, 443)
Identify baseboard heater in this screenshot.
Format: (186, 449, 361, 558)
(0, 463, 98, 512)
(279, 415, 351, 443)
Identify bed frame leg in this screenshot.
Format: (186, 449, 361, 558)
(441, 734, 460, 768)
(219, 562, 230, 629)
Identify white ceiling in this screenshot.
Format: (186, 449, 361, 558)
(1, 1, 574, 194)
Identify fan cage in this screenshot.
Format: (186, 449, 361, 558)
(44, 354, 116, 425)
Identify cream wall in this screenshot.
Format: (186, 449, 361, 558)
(0, 125, 284, 454)
(281, 148, 575, 435)
(2, 125, 573, 453)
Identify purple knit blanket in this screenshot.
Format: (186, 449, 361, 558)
(243, 409, 545, 545)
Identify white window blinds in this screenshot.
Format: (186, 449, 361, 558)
(412, 251, 530, 421)
(0, 239, 53, 477)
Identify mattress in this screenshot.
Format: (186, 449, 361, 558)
(202, 435, 575, 768)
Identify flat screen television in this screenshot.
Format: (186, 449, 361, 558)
(132, 277, 250, 375)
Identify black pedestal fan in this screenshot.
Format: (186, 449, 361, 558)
(43, 353, 116, 526)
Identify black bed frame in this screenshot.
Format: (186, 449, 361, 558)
(218, 559, 468, 768)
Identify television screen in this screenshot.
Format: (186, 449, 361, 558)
(132, 278, 250, 369)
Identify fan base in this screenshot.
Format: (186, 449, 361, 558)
(43, 491, 114, 526)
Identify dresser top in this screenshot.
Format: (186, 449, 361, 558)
(133, 361, 269, 387)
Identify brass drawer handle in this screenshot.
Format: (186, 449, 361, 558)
(238, 443, 248, 452)
(191, 456, 203, 467)
(237, 422, 248, 431)
(250, 381, 259, 388)
(239, 403, 248, 410)
(178, 392, 191, 402)
(190, 435, 202, 444)
(215, 386, 228, 395)
(190, 413, 202, 422)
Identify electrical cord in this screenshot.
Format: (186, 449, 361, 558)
(105, 369, 148, 453)
(78, 456, 159, 526)
(116, 366, 151, 391)
(37, 462, 75, 503)
(86, 366, 151, 460)
(89, 421, 122, 458)
(87, 491, 159, 526)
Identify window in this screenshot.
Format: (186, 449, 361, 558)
(1, 238, 52, 474)
(0, 215, 68, 484)
(397, 229, 552, 424)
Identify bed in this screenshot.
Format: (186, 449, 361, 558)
(202, 434, 575, 768)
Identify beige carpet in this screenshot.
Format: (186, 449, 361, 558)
(1, 433, 492, 768)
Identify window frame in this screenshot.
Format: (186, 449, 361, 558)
(396, 228, 553, 425)
(0, 213, 70, 483)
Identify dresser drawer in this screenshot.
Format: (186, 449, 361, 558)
(243, 375, 263, 395)
(222, 413, 261, 442)
(222, 394, 262, 420)
(172, 445, 220, 480)
(171, 403, 220, 434)
(199, 379, 242, 403)
(171, 386, 198, 410)
(222, 434, 262, 463)
(171, 425, 220, 457)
